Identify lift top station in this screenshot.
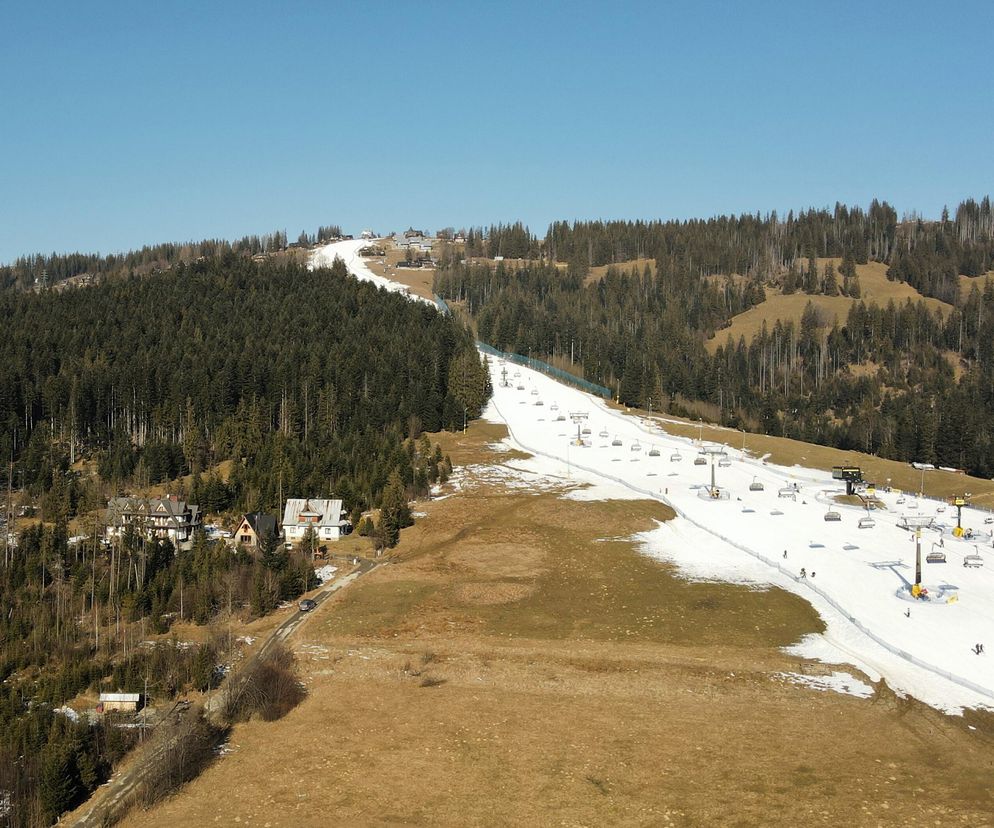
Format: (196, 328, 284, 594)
(832, 466, 863, 496)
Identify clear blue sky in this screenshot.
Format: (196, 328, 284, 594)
(2, 0, 992, 262)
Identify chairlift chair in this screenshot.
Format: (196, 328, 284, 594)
(964, 552, 984, 568)
(516, 384, 525, 391)
(694, 455, 707, 466)
(648, 446, 661, 457)
(582, 427, 591, 435)
(985, 516, 993, 525)
(824, 510, 842, 522)
(611, 436, 623, 447)
(599, 428, 609, 438)
(530, 388, 538, 396)
(534, 400, 544, 406)
(555, 414, 566, 422)
(858, 516, 875, 529)
(631, 440, 642, 452)
(926, 544, 946, 564)
(670, 451, 681, 462)
(718, 456, 732, 468)
(550, 403, 558, 411)
(749, 478, 764, 491)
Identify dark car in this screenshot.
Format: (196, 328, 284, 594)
(298, 598, 317, 612)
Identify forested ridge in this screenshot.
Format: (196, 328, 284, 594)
(0, 223, 345, 292)
(0, 251, 489, 825)
(435, 197, 994, 477)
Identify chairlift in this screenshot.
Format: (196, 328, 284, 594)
(555, 414, 566, 422)
(718, 456, 732, 468)
(778, 487, 797, 500)
(694, 455, 708, 466)
(926, 544, 946, 564)
(516, 384, 525, 391)
(582, 427, 591, 435)
(985, 516, 993, 525)
(670, 451, 681, 462)
(964, 552, 984, 568)
(770, 509, 784, 516)
(648, 446, 660, 457)
(611, 436, 623, 447)
(824, 510, 842, 522)
(550, 403, 558, 411)
(631, 440, 641, 452)
(599, 428, 609, 438)
(896, 496, 905, 505)
(530, 388, 538, 396)
(749, 478, 764, 492)
(936, 505, 945, 513)
(858, 516, 875, 529)
(534, 400, 544, 406)
(513, 370, 521, 378)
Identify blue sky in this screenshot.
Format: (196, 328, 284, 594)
(1, 0, 992, 261)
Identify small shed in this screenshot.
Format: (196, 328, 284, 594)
(98, 692, 143, 713)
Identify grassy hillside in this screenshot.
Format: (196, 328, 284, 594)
(584, 257, 656, 285)
(119, 420, 994, 828)
(705, 259, 954, 352)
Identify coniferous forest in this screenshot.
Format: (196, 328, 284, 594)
(0, 251, 489, 825)
(435, 197, 994, 477)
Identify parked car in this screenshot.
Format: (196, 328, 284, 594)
(298, 599, 317, 612)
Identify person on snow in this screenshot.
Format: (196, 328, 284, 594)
(800, 568, 806, 578)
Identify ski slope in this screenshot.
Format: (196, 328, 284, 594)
(483, 356, 994, 714)
(309, 237, 429, 302)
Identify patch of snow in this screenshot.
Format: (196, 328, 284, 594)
(776, 670, 875, 699)
(54, 705, 80, 722)
(314, 565, 338, 584)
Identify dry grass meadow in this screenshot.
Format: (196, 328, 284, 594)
(120, 421, 994, 827)
(705, 260, 953, 352)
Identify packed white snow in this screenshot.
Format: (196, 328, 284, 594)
(308, 238, 431, 303)
(482, 353, 994, 714)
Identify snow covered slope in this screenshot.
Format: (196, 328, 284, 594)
(309, 238, 429, 302)
(483, 356, 994, 714)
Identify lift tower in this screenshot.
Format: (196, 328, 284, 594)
(901, 515, 934, 593)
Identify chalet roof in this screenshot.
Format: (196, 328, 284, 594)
(243, 512, 277, 539)
(282, 498, 344, 528)
(106, 497, 200, 528)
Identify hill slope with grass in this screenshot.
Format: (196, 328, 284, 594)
(705, 259, 954, 352)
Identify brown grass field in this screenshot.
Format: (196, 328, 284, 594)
(705, 260, 954, 352)
(120, 421, 994, 827)
(959, 271, 994, 297)
(585, 257, 657, 285)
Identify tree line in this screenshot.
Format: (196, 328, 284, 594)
(435, 196, 994, 478)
